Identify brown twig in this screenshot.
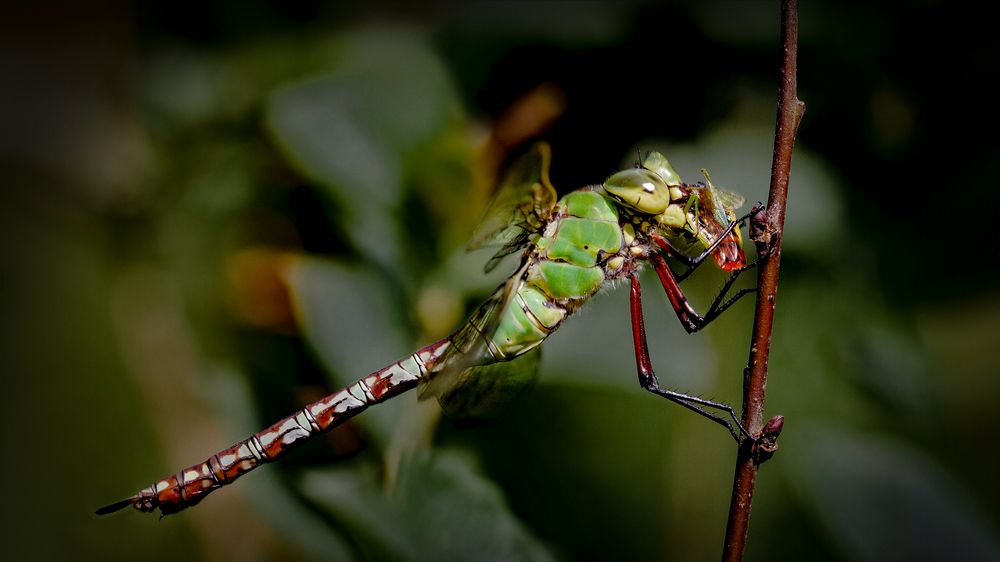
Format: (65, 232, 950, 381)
(721, 0, 804, 561)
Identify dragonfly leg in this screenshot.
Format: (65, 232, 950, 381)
(629, 273, 748, 441)
(649, 253, 755, 334)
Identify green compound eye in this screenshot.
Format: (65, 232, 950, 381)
(603, 168, 670, 214)
(641, 151, 682, 186)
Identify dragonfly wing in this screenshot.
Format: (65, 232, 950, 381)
(480, 230, 532, 273)
(417, 279, 510, 402)
(437, 347, 541, 420)
(711, 186, 746, 217)
(418, 261, 537, 418)
(690, 184, 738, 234)
(467, 142, 558, 272)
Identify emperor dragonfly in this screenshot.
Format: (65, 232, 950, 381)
(98, 143, 754, 516)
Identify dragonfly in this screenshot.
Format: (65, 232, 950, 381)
(97, 143, 756, 517)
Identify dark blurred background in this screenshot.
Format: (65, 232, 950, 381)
(3, 1, 999, 561)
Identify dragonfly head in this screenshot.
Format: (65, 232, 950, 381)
(607, 152, 747, 271)
(603, 151, 682, 215)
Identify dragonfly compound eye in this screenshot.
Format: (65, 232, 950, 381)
(640, 151, 682, 186)
(603, 168, 670, 215)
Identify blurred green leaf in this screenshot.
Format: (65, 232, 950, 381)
(264, 27, 463, 269)
(840, 320, 929, 414)
(443, 382, 735, 561)
(783, 426, 1000, 562)
(301, 450, 555, 562)
(269, 75, 402, 203)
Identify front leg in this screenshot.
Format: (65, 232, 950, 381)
(649, 253, 755, 334)
(628, 272, 748, 441)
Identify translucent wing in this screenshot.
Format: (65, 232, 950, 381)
(711, 186, 746, 217)
(417, 269, 518, 402)
(437, 348, 540, 420)
(418, 262, 539, 418)
(467, 143, 558, 272)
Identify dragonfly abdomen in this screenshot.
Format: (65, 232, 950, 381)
(487, 284, 564, 359)
(97, 339, 451, 516)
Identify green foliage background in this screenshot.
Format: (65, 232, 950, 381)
(3, 2, 999, 561)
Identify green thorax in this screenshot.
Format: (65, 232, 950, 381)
(485, 190, 625, 360)
(530, 189, 623, 300)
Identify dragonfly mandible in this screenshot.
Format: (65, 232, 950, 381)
(97, 143, 756, 517)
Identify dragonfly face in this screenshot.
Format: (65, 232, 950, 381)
(603, 151, 746, 271)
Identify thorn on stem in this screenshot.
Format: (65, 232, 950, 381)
(748, 203, 766, 237)
(749, 203, 777, 258)
(751, 415, 784, 465)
